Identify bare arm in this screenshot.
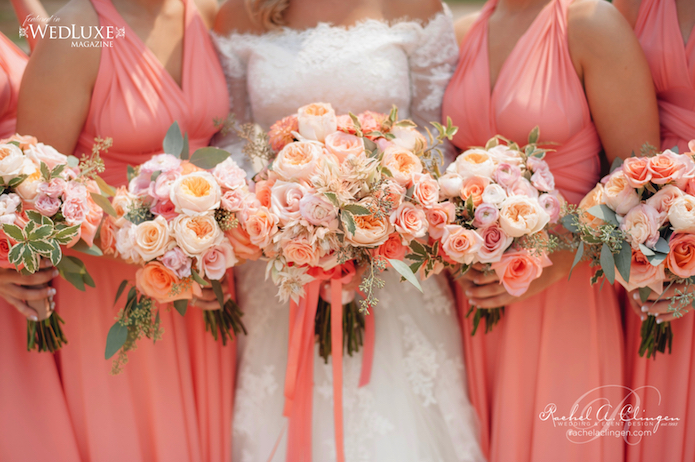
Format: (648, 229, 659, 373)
(612, 0, 643, 29)
(9, 0, 48, 51)
(194, 0, 219, 29)
(454, 12, 480, 46)
(569, 0, 659, 164)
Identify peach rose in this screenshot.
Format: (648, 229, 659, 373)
(98, 216, 118, 256)
(441, 225, 483, 265)
(136, 261, 202, 303)
(668, 195, 695, 233)
(270, 180, 308, 225)
(297, 102, 338, 142)
(648, 151, 685, 184)
(477, 224, 514, 263)
(281, 236, 320, 267)
(198, 241, 237, 281)
(112, 186, 133, 219)
(460, 175, 490, 207)
(620, 204, 661, 249)
(2, 134, 37, 149)
(268, 115, 299, 151)
(254, 179, 275, 208)
(244, 206, 279, 249)
(499, 196, 550, 237)
(381, 146, 423, 187)
(490, 249, 551, 297)
(15, 168, 42, 202)
(578, 184, 607, 229)
(603, 171, 640, 215)
(449, 149, 496, 180)
(645, 185, 683, 224)
(389, 202, 428, 243)
(375, 233, 407, 261)
(666, 233, 695, 279)
(324, 131, 365, 163)
(376, 181, 406, 210)
(80, 193, 104, 248)
(615, 248, 665, 294)
(170, 172, 221, 215)
(487, 144, 523, 165)
(345, 206, 393, 247)
(425, 202, 456, 240)
(622, 157, 652, 188)
(272, 141, 322, 181)
(411, 172, 439, 208)
(133, 215, 175, 261)
(171, 212, 224, 257)
(225, 226, 262, 261)
(180, 161, 204, 175)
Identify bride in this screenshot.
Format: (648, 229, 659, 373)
(213, 0, 484, 460)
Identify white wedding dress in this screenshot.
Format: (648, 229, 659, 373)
(214, 6, 485, 462)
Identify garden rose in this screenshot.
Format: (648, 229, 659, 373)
(620, 204, 661, 249)
(136, 262, 201, 303)
(171, 212, 223, 257)
(425, 202, 456, 240)
(324, 131, 365, 163)
(149, 169, 181, 202)
(34, 194, 61, 217)
(603, 171, 640, 215)
(508, 177, 539, 198)
(477, 225, 513, 263)
(499, 196, 550, 237)
(622, 157, 652, 188)
(391, 127, 427, 153)
(244, 206, 279, 248)
(299, 193, 339, 229)
(150, 200, 178, 221)
(198, 242, 237, 280)
(297, 102, 337, 142)
(273, 141, 322, 181)
(538, 193, 562, 223)
(37, 177, 66, 199)
(493, 163, 522, 188)
(487, 145, 522, 165)
(159, 247, 193, 279)
(441, 225, 483, 265)
(170, 172, 221, 215)
(450, 149, 495, 179)
(2, 134, 36, 149)
(389, 202, 428, 243)
(411, 172, 439, 208)
(381, 146, 422, 187)
(345, 206, 392, 247)
(268, 115, 299, 151)
(482, 184, 507, 207)
(578, 184, 606, 228)
(133, 215, 175, 261)
(140, 153, 181, 175)
(645, 185, 683, 224)
(15, 169, 42, 202)
(530, 167, 555, 192)
(668, 195, 695, 233)
(490, 250, 551, 296)
(225, 226, 262, 261)
(62, 195, 89, 225)
(615, 249, 665, 294)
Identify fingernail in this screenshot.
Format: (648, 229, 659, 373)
(641, 315, 646, 321)
(656, 318, 663, 324)
(641, 306, 649, 312)
(29, 315, 38, 322)
(465, 291, 471, 297)
(48, 288, 56, 296)
(468, 299, 474, 305)
(633, 293, 640, 300)
(52, 269, 59, 277)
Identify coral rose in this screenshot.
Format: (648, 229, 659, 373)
(622, 157, 652, 188)
(389, 202, 428, 244)
(648, 150, 685, 184)
(666, 233, 695, 279)
(136, 262, 201, 303)
(615, 248, 665, 294)
(460, 175, 490, 206)
(381, 146, 423, 187)
(375, 233, 407, 261)
(281, 236, 320, 267)
(490, 249, 551, 297)
(425, 202, 456, 240)
(411, 172, 439, 208)
(578, 184, 607, 229)
(225, 226, 263, 261)
(244, 206, 279, 249)
(441, 225, 483, 265)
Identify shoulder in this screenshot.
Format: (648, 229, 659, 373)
(386, 0, 445, 23)
(193, 0, 219, 29)
(214, 0, 264, 35)
(612, 0, 642, 28)
(567, 0, 637, 58)
(454, 12, 481, 45)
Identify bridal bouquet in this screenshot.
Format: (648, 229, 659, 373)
(0, 134, 111, 352)
(102, 123, 252, 373)
(565, 143, 695, 358)
(410, 130, 564, 334)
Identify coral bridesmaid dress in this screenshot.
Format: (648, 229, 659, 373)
(442, 0, 625, 461)
(0, 32, 82, 462)
(48, 0, 233, 460)
(625, 0, 695, 460)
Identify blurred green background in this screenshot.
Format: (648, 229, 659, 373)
(1, 0, 484, 50)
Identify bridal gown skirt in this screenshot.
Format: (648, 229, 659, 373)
(232, 261, 485, 462)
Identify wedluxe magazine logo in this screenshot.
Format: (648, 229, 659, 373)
(19, 14, 125, 47)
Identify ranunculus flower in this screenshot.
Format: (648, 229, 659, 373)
(425, 202, 456, 240)
(0, 193, 21, 225)
(648, 150, 685, 184)
(170, 172, 221, 215)
(281, 236, 320, 267)
(37, 177, 66, 199)
(477, 225, 513, 263)
(666, 233, 695, 278)
(24, 143, 68, 170)
(473, 203, 499, 228)
(622, 157, 652, 188)
(272, 141, 322, 181)
(324, 131, 365, 163)
(213, 157, 247, 190)
(482, 184, 507, 207)
(136, 261, 202, 303)
(244, 206, 279, 249)
(345, 206, 393, 247)
(490, 249, 551, 297)
(441, 225, 483, 265)
(645, 185, 683, 224)
(508, 177, 539, 198)
(297, 102, 337, 142)
(493, 163, 521, 188)
(499, 196, 550, 237)
(62, 194, 89, 225)
(149, 169, 182, 203)
(389, 202, 428, 243)
(603, 171, 640, 215)
(375, 233, 407, 261)
(140, 153, 181, 175)
(133, 215, 175, 261)
(171, 212, 224, 257)
(578, 184, 606, 229)
(526, 156, 549, 173)
(198, 241, 237, 281)
(299, 193, 339, 229)
(268, 115, 299, 152)
(381, 146, 423, 187)
(225, 226, 262, 261)
(151, 200, 179, 221)
(530, 167, 555, 192)
(270, 181, 308, 225)
(538, 193, 562, 223)
(159, 247, 193, 279)
(450, 149, 495, 180)
(621, 204, 661, 249)
(391, 127, 427, 153)
(438, 172, 464, 199)
(0, 143, 27, 183)
(615, 248, 665, 294)
(669, 195, 695, 233)
(411, 172, 439, 208)
(461, 175, 490, 206)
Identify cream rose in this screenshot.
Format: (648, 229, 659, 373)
(449, 149, 495, 180)
(668, 195, 695, 233)
(499, 196, 550, 237)
(270, 180, 308, 225)
(170, 172, 221, 215)
(24, 143, 68, 170)
(133, 215, 175, 261)
(171, 212, 223, 257)
(482, 184, 508, 207)
(0, 143, 26, 183)
(620, 204, 661, 249)
(603, 171, 640, 215)
(381, 146, 423, 187)
(441, 225, 483, 265)
(391, 127, 427, 153)
(389, 202, 428, 243)
(438, 172, 464, 199)
(297, 102, 338, 142)
(272, 141, 322, 181)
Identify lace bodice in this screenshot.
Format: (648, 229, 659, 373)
(213, 6, 458, 134)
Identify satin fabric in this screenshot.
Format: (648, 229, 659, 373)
(625, 0, 695, 460)
(442, 0, 625, 460)
(46, 0, 232, 460)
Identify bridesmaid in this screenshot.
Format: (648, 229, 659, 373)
(443, 0, 659, 461)
(15, 0, 234, 460)
(0, 16, 82, 461)
(614, 0, 695, 460)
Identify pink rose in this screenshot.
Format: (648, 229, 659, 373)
(490, 249, 551, 297)
(508, 178, 539, 198)
(389, 202, 428, 244)
(299, 193, 339, 229)
(441, 225, 483, 265)
(477, 225, 513, 263)
(37, 178, 66, 199)
(140, 154, 181, 175)
(615, 248, 665, 294)
(648, 151, 685, 184)
(129, 173, 153, 197)
(61, 195, 89, 225)
(150, 200, 178, 221)
(438, 173, 464, 199)
(473, 203, 499, 228)
(645, 185, 683, 224)
(425, 202, 456, 240)
(487, 145, 523, 165)
(622, 157, 652, 188)
(34, 194, 61, 216)
(538, 193, 562, 223)
(603, 171, 640, 215)
(493, 163, 521, 188)
(530, 168, 555, 192)
(149, 169, 181, 203)
(159, 247, 193, 279)
(213, 157, 247, 190)
(25, 143, 68, 170)
(220, 189, 249, 212)
(270, 181, 308, 225)
(199, 242, 238, 281)
(245, 206, 278, 248)
(324, 131, 365, 163)
(376, 180, 406, 210)
(411, 172, 439, 208)
(620, 204, 661, 249)
(375, 233, 407, 261)
(282, 236, 320, 267)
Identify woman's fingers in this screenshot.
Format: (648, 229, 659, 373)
(2, 268, 59, 285)
(465, 282, 508, 301)
(3, 294, 40, 321)
(471, 293, 514, 309)
(191, 291, 231, 311)
(628, 292, 647, 321)
(471, 271, 500, 285)
(3, 284, 56, 302)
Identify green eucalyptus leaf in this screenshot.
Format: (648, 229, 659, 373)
(639, 244, 655, 257)
(67, 156, 79, 168)
(610, 157, 624, 173)
(654, 237, 670, 254)
(639, 287, 652, 304)
(342, 204, 371, 216)
(600, 243, 616, 284)
(569, 241, 584, 280)
(114, 280, 129, 305)
(163, 122, 184, 157)
(587, 205, 619, 226)
(342, 211, 356, 236)
(105, 322, 128, 359)
(62, 270, 86, 291)
(181, 133, 190, 161)
(90, 192, 118, 218)
(615, 240, 632, 283)
(83, 269, 95, 288)
(646, 252, 667, 267)
(189, 147, 230, 169)
(560, 214, 579, 234)
(388, 259, 423, 293)
(70, 240, 103, 256)
(173, 299, 188, 316)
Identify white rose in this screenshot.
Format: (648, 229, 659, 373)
(171, 212, 224, 257)
(0, 193, 21, 225)
(481, 184, 508, 207)
(669, 195, 695, 234)
(297, 102, 338, 142)
(391, 127, 427, 152)
(0, 143, 26, 183)
(115, 223, 144, 264)
(170, 171, 221, 215)
(499, 196, 550, 237)
(133, 216, 176, 261)
(438, 172, 464, 199)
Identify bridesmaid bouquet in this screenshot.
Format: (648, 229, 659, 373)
(103, 123, 252, 373)
(565, 143, 695, 358)
(0, 134, 112, 352)
(413, 130, 565, 335)
(251, 102, 456, 360)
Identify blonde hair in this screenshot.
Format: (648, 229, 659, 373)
(245, 0, 290, 30)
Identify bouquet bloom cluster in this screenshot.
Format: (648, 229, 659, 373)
(102, 124, 252, 372)
(414, 131, 563, 334)
(0, 134, 111, 352)
(567, 143, 695, 358)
